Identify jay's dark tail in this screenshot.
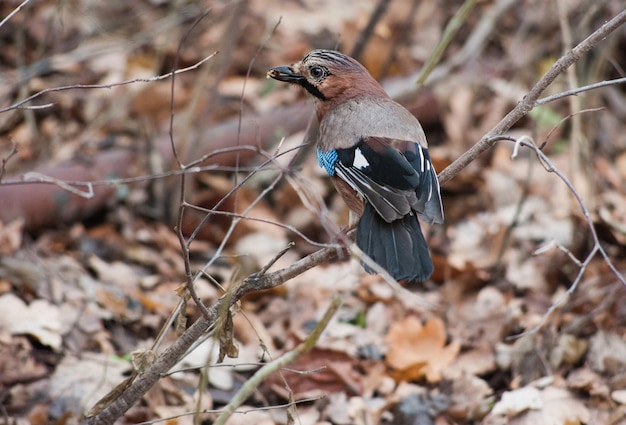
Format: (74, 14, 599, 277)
(356, 204, 433, 283)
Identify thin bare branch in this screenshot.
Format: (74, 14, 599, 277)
(0, 52, 218, 114)
(87, 241, 341, 424)
(496, 135, 626, 339)
(213, 294, 341, 425)
(23, 172, 94, 198)
(437, 8, 626, 186)
(185, 205, 335, 248)
(0, 0, 31, 30)
(535, 77, 626, 106)
(416, 0, 477, 86)
(172, 15, 216, 319)
(133, 396, 325, 425)
(350, 0, 391, 61)
(0, 141, 18, 183)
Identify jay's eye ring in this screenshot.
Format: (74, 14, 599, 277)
(309, 65, 326, 79)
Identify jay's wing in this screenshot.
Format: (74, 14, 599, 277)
(333, 137, 443, 224)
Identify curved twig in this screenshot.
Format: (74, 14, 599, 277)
(437, 9, 626, 186)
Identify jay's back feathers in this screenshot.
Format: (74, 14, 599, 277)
(268, 49, 443, 283)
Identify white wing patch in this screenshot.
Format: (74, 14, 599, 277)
(417, 144, 425, 172)
(353, 148, 370, 169)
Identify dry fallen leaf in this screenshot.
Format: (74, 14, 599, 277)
(588, 330, 626, 375)
(488, 385, 590, 425)
(490, 386, 543, 416)
(0, 336, 48, 385)
(2, 0, 626, 423)
(447, 286, 508, 348)
(448, 374, 493, 420)
(385, 316, 460, 383)
(49, 352, 129, 416)
(566, 367, 610, 398)
(0, 218, 23, 255)
(549, 333, 588, 369)
(0, 293, 63, 350)
(265, 347, 363, 399)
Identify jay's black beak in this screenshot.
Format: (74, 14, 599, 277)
(267, 66, 305, 84)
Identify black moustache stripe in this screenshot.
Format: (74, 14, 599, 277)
(301, 80, 326, 100)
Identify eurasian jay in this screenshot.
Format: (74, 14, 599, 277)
(268, 49, 443, 283)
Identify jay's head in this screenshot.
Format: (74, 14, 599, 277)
(267, 50, 388, 112)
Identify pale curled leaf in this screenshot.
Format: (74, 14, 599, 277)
(386, 316, 460, 383)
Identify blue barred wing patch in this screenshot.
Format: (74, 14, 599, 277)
(317, 148, 338, 176)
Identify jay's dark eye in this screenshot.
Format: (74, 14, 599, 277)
(309, 66, 326, 79)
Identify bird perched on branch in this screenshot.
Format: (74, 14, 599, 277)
(267, 50, 443, 282)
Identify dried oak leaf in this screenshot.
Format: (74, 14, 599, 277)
(488, 386, 590, 424)
(386, 316, 460, 383)
(265, 347, 362, 399)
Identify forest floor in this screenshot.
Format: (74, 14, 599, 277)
(1, 1, 626, 424)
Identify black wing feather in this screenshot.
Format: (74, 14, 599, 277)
(334, 137, 443, 224)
